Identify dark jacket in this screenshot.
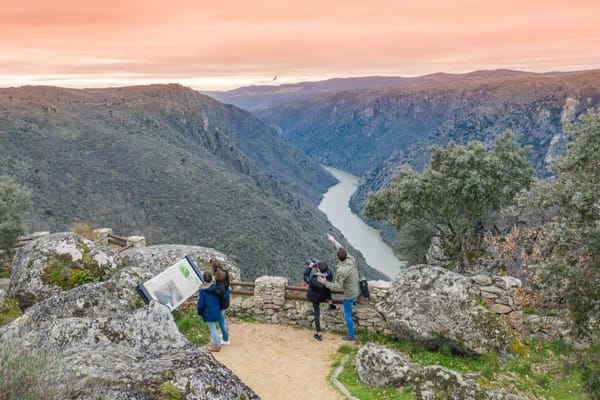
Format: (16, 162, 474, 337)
(303, 266, 333, 303)
(197, 285, 222, 322)
(214, 269, 231, 310)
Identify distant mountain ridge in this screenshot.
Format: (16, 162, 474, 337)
(209, 69, 600, 247)
(204, 69, 556, 112)
(0, 84, 384, 281)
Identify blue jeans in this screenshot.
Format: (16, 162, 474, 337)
(218, 310, 229, 342)
(343, 298, 356, 337)
(207, 322, 220, 345)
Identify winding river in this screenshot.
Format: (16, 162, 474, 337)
(318, 166, 404, 279)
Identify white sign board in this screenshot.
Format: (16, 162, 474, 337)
(136, 255, 203, 310)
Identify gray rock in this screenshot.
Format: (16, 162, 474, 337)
(8, 232, 119, 308)
(356, 342, 417, 388)
(119, 244, 241, 281)
(416, 365, 525, 400)
(471, 275, 493, 286)
(493, 276, 521, 290)
(378, 265, 511, 355)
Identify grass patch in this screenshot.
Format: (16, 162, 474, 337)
(332, 329, 591, 399)
(172, 305, 211, 346)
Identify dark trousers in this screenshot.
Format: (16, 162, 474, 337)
(312, 302, 321, 332)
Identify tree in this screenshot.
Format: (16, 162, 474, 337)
(534, 109, 600, 338)
(363, 131, 534, 271)
(0, 176, 31, 260)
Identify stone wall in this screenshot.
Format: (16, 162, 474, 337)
(93, 228, 146, 249)
(228, 274, 568, 340)
(228, 276, 392, 335)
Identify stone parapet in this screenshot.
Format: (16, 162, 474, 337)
(229, 276, 391, 334)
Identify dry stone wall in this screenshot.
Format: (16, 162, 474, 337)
(229, 276, 392, 334)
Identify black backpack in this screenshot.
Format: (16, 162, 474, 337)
(359, 277, 370, 298)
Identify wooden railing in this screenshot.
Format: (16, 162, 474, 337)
(182, 280, 345, 308)
(233, 281, 344, 304)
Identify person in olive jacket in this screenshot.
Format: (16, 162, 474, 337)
(303, 260, 333, 341)
(318, 233, 360, 342)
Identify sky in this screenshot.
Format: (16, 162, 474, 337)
(1, 0, 600, 91)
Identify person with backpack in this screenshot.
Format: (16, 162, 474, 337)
(317, 233, 361, 342)
(197, 271, 225, 352)
(303, 260, 333, 341)
(209, 258, 231, 345)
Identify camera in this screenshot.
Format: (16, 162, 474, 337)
(306, 257, 319, 266)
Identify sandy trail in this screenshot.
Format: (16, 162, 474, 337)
(212, 320, 346, 400)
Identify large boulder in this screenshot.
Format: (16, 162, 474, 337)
(118, 244, 242, 281)
(8, 232, 120, 308)
(377, 265, 511, 355)
(9, 236, 241, 311)
(356, 342, 418, 388)
(1, 298, 257, 399)
(0, 234, 258, 400)
(1, 234, 258, 399)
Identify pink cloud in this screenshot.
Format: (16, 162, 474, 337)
(1, 0, 599, 89)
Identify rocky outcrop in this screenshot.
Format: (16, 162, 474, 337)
(118, 244, 241, 282)
(8, 232, 120, 308)
(1, 233, 257, 399)
(377, 265, 511, 355)
(356, 343, 525, 400)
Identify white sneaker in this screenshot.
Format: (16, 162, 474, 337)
(221, 339, 230, 345)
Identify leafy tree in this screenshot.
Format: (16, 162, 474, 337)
(0, 176, 31, 260)
(363, 131, 534, 271)
(533, 109, 600, 338)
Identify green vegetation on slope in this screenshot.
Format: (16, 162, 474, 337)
(0, 84, 382, 281)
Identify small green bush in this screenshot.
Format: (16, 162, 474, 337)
(41, 245, 106, 291)
(159, 382, 184, 400)
(0, 297, 22, 327)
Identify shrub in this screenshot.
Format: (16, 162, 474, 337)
(0, 297, 22, 327)
(70, 223, 98, 241)
(0, 339, 79, 400)
(577, 345, 600, 399)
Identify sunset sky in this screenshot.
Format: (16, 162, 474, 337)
(1, 0, 599, 90)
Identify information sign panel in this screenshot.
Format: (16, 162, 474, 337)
(136, 255, 203, 310)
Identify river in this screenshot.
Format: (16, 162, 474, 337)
(318, 166, 404, 279)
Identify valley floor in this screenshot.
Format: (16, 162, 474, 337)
(212, 320, 346, 400)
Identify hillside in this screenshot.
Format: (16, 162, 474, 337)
(253, 69, 600, 178)
(0, 84, 384, 281)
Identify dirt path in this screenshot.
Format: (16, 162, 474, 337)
(212, 320, 347, 400)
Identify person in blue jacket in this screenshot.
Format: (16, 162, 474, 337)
(304, 260, 333, 341)
(210, 258, 231, 345)
(197, 271, 228, 352)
